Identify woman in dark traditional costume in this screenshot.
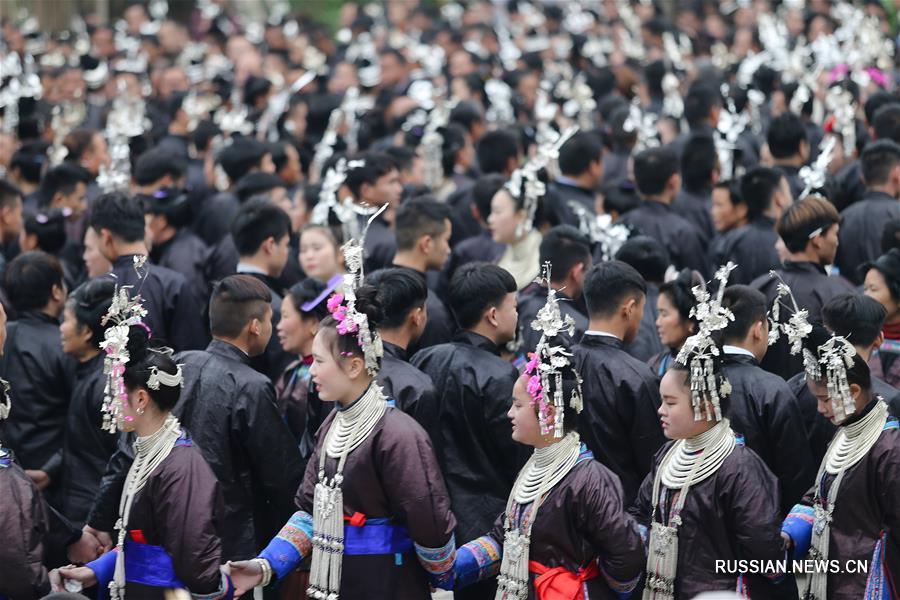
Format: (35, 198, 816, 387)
(439, 264, 647, 600)
(648, 269, 701, 377)
(631, 264, 788, 599)
(51, 289, 234, 600)
(226, 232, 456, 599)
(782, 324, 900, 599)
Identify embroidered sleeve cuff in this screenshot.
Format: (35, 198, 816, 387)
(87, 550, 118, 593)
(259, 511, 313, 581)
(454, 536, 502, 590)
(598, 558, 642, 597)
(782, 504, 814, 560)
(190, 572, 235, 600)
(415, 534, 456, 590)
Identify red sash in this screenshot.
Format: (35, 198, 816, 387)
(528, 560, 600, 600)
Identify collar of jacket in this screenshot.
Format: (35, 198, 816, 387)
(207, 339, 252, 365)
(781, 260, 827, 276)
(453, 330, 502, 355)
(579, 332, 624, 350)
(862, 189, 898, 203)
(722, 351, 759, 367)
(382, 341, 408, 361)
(112, 253, 147, 269)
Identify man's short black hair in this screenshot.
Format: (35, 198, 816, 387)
(39, 163, 90, 208)
(0, 180, 22, 211)
(719, 285, 767, 344)
(615, 235, 671, 283)
(234, 172, 288, 202)
(395, 196, 451, 251)
(449, 262, 517, 329)
(684, 83, 721, 128)
(558, 131, 603, 177)
(4, 250, 65, 312)
(441, 124, 467, 177)
(365, 267, 428, 329)
(217, 137, 268, 183)
(740, 166, 784, 219)
(90, 192, 146, 242)
(209, 274, 273, 338)
(133, 146, 186, 186)
(10, 142, 47, 184)
(472, 174, 506, 221)
(822, 293, 887, 348)
(24, 209, 67, 254)
(539, 225, 591, 282)
(881, 218, 900, 253)
(864, 91, 898, 124)
(680, 134, 718, 192)
(873, 103, 900, 143)
(385, 146, 416, 173)
(476, 129, 519, 174)
(634, 146, 679, 196)
(777, 196, 840, 253)
(582, 260, 647, 318)
(450, 101, 483, 135)
(344, 152, 398, 198)
(231, 197, 291, 257)
(861, 139, 900, 187)
(766, 112, 808, 159)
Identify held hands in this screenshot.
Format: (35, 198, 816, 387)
(49, 565, 98, 592)
(83, 524, 114, 552)
(221, 560, 263, 596)
(25, 469, 51, 490)
(68, 530, 104, 563)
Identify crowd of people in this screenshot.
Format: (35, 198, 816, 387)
(1, 0, 900, 599)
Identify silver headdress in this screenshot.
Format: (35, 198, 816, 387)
(0, 378, 10, 422)
(623, 99, 660, 153)
(798, 136, 836, 200)
(327, 204, 389, 376)
(506, 126, 578, 238)
(98, 79, 147, 193)
(571, 209, 631, 263)
(309, 87, 372, 182)
(99, 281, 149, 434)
(675, 263, 737, 422)
(310, 158, 380, 242)
(765, 271, 813, 356)
(420, 99, 455, 191)
(806, 333, 858, 422)
(525, 263, 584, 438)
(825, 87, 856, 160)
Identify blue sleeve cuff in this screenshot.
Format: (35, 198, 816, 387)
(415, 535, 456, 590)
(782, 504, 814, 560)
(454, 536, 502, 590)
(87, 550, 118, 597)
(259, 511, 313, 581)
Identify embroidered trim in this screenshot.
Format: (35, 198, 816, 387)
(415, 535, 456, 589)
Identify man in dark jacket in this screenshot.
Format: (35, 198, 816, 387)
(391, 197, 456, 351)
(85, 275, 304, 562)
(616, 236, 670, 362)
(620, 146, 710, 277)
(672, 134, 717, 243)
(753, 196, 853, 379)
(0, 251, 76, 496)
(344, 152, 404, 273)
(718, 285, 816, 514)
(367, 268, 439, 439)
(836, 139, 900, 284)
(89, 191, 207, 351)
(711, 166, 793, 285)
(767, 112, 809, 200)
(411, 263, 524, 600)
(547, 131, 603, 228)
(517, 225, 590, 353)
(232, 199, 293, 380)
(573, 260, 666, 508)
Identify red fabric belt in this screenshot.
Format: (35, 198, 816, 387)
(528, 560, 600, 600)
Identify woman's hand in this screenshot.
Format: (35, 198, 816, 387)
(222, 560, 263, 596)
(50, 565, 97, 591)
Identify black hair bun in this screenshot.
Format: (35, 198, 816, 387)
(124, 323, 152, 363)
(353, 283, 384, 331)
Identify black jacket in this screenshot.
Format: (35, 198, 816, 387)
(443, 231, 504, 284)
(751, 261, 854, 380)
(836, 190, 900, 284)
(0, 312, 76, 479)
(547, 180, 596, 228)
(709, 216, 781, 285)
(516, 283, 587, 354)
(619, 199, 710, 277)
(106, 254, 207, 352)
(672, 187, 714, 245)
(572, 333, 666, 508)
(193, 191, 240, 246)
(720, 352, 817, 514)
(87, 340, 304, 561)
(150, 228, 211, 316)
(364, 216, 396, 274)
(411, 331, 526, 542)
(378, 341, 439, 440)
(773, 164, 805, 201)
(58, 354, 117, 525)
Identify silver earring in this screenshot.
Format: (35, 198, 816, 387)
(137, 407, 145, 415)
